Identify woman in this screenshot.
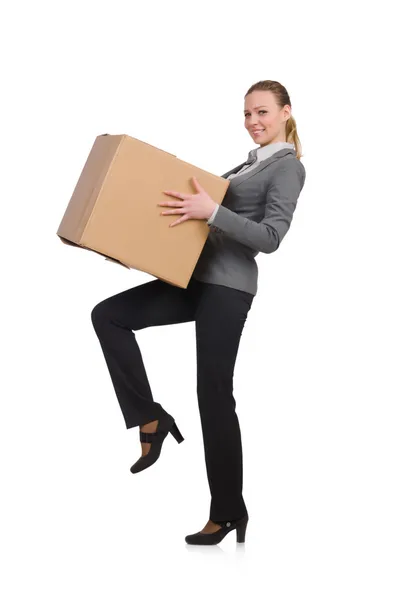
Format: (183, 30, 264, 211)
(91, 79, 306, 545)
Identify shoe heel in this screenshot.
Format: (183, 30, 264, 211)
(170, 422, 184, 444)
(236, 517, 248, 543)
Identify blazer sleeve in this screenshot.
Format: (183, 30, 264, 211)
(209, 160, 306, 254)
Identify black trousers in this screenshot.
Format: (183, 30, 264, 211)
(90, 276, 254, 522)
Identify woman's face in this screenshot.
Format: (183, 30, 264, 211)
(244, 91, 291, 147)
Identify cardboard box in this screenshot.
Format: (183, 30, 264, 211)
(56, 133, 230, 288)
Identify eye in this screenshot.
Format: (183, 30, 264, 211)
(244, 110, 267, 117)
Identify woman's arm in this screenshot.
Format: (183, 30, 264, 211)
(208, 160, 306, 253)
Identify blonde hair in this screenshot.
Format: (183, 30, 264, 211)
(245, 80, 303, 160)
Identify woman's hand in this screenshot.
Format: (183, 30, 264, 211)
(158, 176, 217, 227)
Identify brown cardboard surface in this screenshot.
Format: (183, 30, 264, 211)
(57, 134, 230, 288)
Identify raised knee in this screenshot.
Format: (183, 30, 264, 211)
(90, 301, 108, 329)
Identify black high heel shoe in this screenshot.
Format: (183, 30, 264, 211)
(185, 514, 249, 545)
(130, 411, 184, 474)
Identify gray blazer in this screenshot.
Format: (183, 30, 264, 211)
(191, 147, 306, 296)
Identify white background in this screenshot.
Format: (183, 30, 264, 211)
(1, 1, 396, 598)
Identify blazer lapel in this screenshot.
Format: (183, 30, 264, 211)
(221, 161, 248, 179)
(221, 148, 295, 186)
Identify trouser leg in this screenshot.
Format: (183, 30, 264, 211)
(91, 278, 196, 429)
(194, 283, 254, 522)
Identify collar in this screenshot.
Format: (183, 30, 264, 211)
(247, 141, 295, 163)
